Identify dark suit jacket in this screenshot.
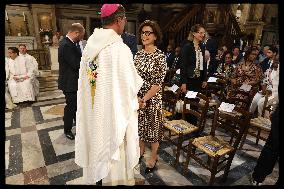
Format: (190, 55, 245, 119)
(169, 55, 181, 70)
(180, 41, 207, 84)
(58, 36, 82, 92)
(121, 32, 138, 57)
(166, 52, 175, 68)
(260, 57, 271, 73)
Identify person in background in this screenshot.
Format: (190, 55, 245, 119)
(5, 57, 17, 109)
(75, 4, 143, 185)
(121, 30, 138, 57)
(168, 46, 182, 70)
(58, 23, 85, 140)
(229, 48, 263, 100)
(258, 45, 269, 63)
(18, 44, 39, 77)
(52, 31, 61, 47)
(232, 46, 243, 65)
(216, 51, 235, 77)
(165, 44, 175, 69)
(180, 24, 207, 94)
(259, 45, 278, 73)
(250, 104, 279, 186)
(6, 47, 38, 104)
(134, 19, 166, 174)
(249, 56, 279, 117)
(18, 44, 40, 99)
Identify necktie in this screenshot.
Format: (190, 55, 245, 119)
(75, 42, 81, 54)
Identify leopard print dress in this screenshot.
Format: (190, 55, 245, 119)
(134, 48, 166, 143)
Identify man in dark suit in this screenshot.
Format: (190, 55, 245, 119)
(121, 31, 138, 57)
(165, 44, 175, 69)
(58, 23, 85, 140)
(259, 46, 278, 73)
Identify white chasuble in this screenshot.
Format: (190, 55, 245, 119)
(75, 28, 143, 185)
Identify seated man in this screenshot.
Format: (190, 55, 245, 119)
(6, 47, 38, 104)
(5, 57, 17, 109)
(18, 44, 40, 98)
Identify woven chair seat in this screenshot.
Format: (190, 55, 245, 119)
(164, 119, 199, 135)
(192, 135, 234, 157)
(250, 117, 271, 131)
(162, 109, 173, 118)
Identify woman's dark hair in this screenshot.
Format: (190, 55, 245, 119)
(243, 48, 259, 61)
(101, 5, 125, 26)
(138, 20, 163, 46)
(8, 47, 19, 55)
(267, 45, 278, 55)
(223, 51, 233, 59)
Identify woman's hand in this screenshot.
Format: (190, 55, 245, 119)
(231, 79, 237, 85)
(138, 97, 146, 109)
(181, 84, 187, 93)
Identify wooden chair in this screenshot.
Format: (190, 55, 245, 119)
(161, 82, 181, 120)
(182, 105, 251, 185)
(203, 78, 227, 119)
(164, 69, 177, 83)
(239, 91, 272, 148)
(226, 87, 252, 111)
(163, 93, 209, 167)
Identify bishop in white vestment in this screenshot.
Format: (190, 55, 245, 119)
(75, 4, 143, 185)
(6, 47, 38, 103)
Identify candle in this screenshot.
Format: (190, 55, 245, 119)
(23, 12, 26, 21)
(5, 11, 8, 21)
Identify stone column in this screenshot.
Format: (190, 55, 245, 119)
(240, 4, 250, 24)
(49, 46, 59, 74)
(255, 4, 264, 21)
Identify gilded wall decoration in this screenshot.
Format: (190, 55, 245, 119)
(7, 13, 27, 36)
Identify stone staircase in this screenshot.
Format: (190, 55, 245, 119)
(36, 70, 64, 102)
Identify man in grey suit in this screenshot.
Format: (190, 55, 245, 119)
(58, 23, 85, 140)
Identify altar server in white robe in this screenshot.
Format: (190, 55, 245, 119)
(5, 57, 17, 109)
(6, 47, 38, 103)
(75, 4, 144, 185)
(19, 44, 40, 97)
(18, 44, 40, 76)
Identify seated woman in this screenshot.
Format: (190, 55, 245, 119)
(249, 57, 279, 117)
(228, 48, 264, 101)
(215, 51, 235, 78)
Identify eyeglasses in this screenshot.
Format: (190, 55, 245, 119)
(197, 31, 205, 35)
(141, 31, 154, 36)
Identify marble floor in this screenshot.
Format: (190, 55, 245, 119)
(5, 77, 278, 185)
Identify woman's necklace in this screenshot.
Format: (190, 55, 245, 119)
(244, 61, 251, 70)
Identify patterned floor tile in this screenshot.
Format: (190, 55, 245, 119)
(4, 87, 279, 185)
(23, 166, 48, 184)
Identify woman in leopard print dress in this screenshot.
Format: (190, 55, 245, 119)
(134, 20, 166, 174)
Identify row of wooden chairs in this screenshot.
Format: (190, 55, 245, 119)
(161, 82, 271, 185)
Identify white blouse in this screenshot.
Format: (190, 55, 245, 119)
(195, 49, 204, 70)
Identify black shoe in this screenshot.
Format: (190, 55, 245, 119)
(145, 160, 158, 174)
(96, 179, 102, 186)
(64, 131, 75, 140)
